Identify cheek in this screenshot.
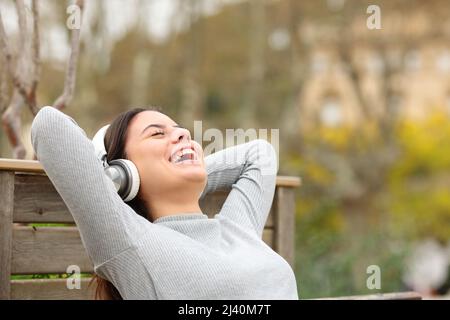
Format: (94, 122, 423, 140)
(132, 143, 168, 175)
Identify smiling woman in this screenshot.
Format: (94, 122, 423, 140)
(103, 108, 207, 222)
(94, 107, 207, 225)
(30, 106, 298, 300)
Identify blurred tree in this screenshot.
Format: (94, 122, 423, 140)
(179, 0, 204, 129)
(240, 0, 266, 127)
(0, 0, 84, 159)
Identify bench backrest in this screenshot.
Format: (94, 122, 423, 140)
(0, 159, 301, 300)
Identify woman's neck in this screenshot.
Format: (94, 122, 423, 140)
(147, 197, 203, 222)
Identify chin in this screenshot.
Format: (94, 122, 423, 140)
(179, 166, 207, 183)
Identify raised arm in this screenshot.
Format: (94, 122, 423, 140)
(200, 139, 278, 238)
(31, 106, 148, 267)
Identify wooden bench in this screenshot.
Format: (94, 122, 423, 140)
(314, 292, 422, 300)
(0, 158, 301, 300)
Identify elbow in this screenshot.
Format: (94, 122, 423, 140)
(31, 106, 56, 153)
(31, 106, 59, 133)
(31, 106, 87, 159)
(252, 139, 278, 176)
(31, 106, 78, 153)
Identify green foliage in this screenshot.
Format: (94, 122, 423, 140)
(291, 112, 450, 298)
(388, 112, 450, 242)
(294, 193, 410, 298)
(11, 273, 92, 280)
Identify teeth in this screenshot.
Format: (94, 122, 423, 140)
(182, 149, 194, 156)
(171, 147, 196, 163)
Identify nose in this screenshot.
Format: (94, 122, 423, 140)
(172, 127, 191, 144)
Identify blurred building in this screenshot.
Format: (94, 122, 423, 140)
(299, 1, 450, 129)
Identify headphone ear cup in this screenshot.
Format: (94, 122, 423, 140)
(106, 159, 140, 202)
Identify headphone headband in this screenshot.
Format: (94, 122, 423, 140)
(92, 124, 110, 166)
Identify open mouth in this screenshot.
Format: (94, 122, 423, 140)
(169, 147, 198, 164)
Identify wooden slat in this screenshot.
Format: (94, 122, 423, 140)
(9, 227, 272, 300)
(0, 172, 15, 299)
(0, 159, 44, 173)
(274, 187, 295, 268)
(276, 176, 301, 188)
(11, 282, 421, 301)
(14, 176, 275, 227)
(10, 226, 272, 301)
(11, 226, 93, 274)
(4, 160, 295, 227)
(315, 291, 422, 300)
(1, 158, 300, 189)
(10, 225, 268, 275)
(13, 174, 73, 223)
(11, 278, 95, 300)
(1, 159, 301, 187)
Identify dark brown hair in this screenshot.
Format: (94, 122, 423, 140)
(89, 107, 157, 300)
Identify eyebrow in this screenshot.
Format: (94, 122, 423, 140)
(140, 124, 183, 136)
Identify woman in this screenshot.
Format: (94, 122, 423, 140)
(30, 106, 298, 300)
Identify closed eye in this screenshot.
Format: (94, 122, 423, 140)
(151, 131, 164, 137)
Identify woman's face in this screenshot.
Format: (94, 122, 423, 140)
(124, 110, 207, 198)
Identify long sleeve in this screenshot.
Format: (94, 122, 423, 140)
(30, 106, 148, 267)
(200, 139, 278, 238)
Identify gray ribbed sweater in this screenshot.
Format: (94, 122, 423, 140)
(30, 106, 299, 300)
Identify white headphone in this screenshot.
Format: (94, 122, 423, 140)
(92, 125, 140, 202)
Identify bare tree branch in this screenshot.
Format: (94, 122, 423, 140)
(0, 0, 40, 116)
(53, 0, 84, 110)
(13, 0, 34, 106)
(15, 0, 27, 53)
(1, 1, 29, 159)
(0, 10, 29, 106)
(28, 0, 41, 115)
(241, 0, 266, 127)
(1, 0, 84, 159)
(0, 56, 8, 116)
(1, 0, 41, 158)
(0, 15, 8, 115)
(2, 91, 26, 159)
